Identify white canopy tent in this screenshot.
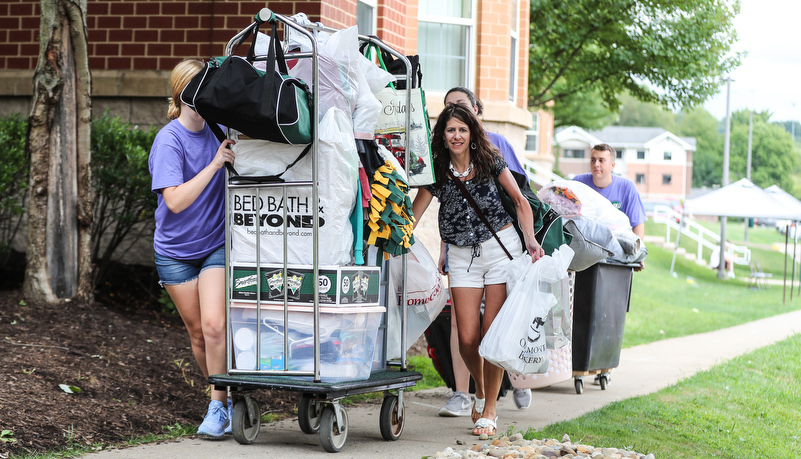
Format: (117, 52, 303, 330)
(764, 185, 801, 218)
(683, 179, 801, 220)
(671, 179, 801, 301)
(764, 185, 801, 298)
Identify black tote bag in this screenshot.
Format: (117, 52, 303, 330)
(181, 17, 313, 144)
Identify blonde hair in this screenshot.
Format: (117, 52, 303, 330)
(167, 59, 204, 120)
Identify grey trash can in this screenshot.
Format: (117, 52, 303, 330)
(571, 260, 637, 393)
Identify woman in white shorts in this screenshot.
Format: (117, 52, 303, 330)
(412, 103, 543, 436)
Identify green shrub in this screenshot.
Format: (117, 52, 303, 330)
(90, 114, 158, 283)
(0, 113, 29, 266)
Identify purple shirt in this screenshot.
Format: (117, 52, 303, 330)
(149, 119, 225, 259)
(573, 173, 647, 228)
(487, 131, 529, 180)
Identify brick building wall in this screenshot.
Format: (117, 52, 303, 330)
(0, 0, 415, 125)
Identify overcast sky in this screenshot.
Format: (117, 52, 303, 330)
(703, 0, 801, 123)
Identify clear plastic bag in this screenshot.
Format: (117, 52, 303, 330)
(480, 245, 573, 375)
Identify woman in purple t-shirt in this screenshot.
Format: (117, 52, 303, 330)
(148, 59, 236, 440)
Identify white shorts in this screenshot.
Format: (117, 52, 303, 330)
(448, 225, 522, 288)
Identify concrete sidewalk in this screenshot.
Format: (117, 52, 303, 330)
(88, 309, 801, 459)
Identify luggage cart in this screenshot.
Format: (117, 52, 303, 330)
(571, 260, 639, 394)
(208, 9, 421, 452)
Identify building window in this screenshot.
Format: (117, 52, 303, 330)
(616, 148, 623, 159)
(525, 112, 539, 153)
(663, 174, 672, 185)
(664, 151, 672, 161)
(418, 0, 475, 92)
(637, 150, 645, 160)
(357, 0, 376, 35)
(636, 174, 645, 184)
(564, 149, 584, 159)
(509, 0, 519, 101)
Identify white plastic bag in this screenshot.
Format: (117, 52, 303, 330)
(480, 245, 574, 375)
(290, 26, 361, 120)
(385, 240, 447, 360)
(538, 179, 631, 231)
(230, 108, 359, 265)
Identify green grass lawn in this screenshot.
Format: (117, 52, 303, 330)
(526, 333, 801, 458)
(625, 242, 801, 347)
(645, 219, 797, 279)
(513, 223, 801, 458)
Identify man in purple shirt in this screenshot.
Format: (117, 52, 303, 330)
(573, 143, 646, 240)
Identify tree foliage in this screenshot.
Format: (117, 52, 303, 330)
(530, 0, 742, 129)
(676, 108, 723, 187)
(0, 114, 29, 264)
(728, 110, 799, 192)
(90, 114, 158, 284)
(614, 93, 679, 132)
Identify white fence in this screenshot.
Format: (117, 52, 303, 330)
(652, 205, 751, 266)
(521, 158, 563, 189)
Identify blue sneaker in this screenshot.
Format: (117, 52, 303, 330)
(197, 400, 229, 440)
(224, 399, 233, 435)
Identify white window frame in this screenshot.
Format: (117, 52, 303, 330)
(525, 111, 539, 154)
(663, 150, 672, 161)
(509, 0, 519, 101)
(636, 173, 645, 184)
(357, 0, 377, 36)
(637, 149, 646, 160)
(417, 0, 477, 94)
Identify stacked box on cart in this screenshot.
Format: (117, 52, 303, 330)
(231, 264, 381, 306)
(229, 302, 385, 382)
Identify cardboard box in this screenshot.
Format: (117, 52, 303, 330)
(231, 264, 381, 306)
(230, 302, 385, 382)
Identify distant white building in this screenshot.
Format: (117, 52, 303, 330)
(554, 126, 696, 200)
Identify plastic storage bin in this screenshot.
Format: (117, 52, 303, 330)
(571, 260, 635, 373)
(230, 302, 385, 382)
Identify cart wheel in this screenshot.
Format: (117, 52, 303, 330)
(574, 377, 584, 394)
(298, 396, 322, 434)
(599, 375, 609, 390)
(232, 397, 261, 444)
(379, 394, 405, 441)
(319, 404, 348, 452)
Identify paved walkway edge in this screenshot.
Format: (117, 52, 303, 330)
(87, 309, 801, 459)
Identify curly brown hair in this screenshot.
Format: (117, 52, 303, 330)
(430, 103, 500, 188)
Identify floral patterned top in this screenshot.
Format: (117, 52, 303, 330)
(425, 156, 512, 247)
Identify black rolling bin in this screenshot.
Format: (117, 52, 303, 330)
(571, 260, 638, 394)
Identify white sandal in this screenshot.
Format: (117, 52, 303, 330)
(472, 416, 498, 436)
(472, 396, 485, 416)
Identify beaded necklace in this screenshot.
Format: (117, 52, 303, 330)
(449, 161, 474, 178)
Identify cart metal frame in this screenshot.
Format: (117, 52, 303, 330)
(208, 9, 421, 452)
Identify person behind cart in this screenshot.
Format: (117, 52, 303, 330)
(436, 88, 533, 417)
(573, 143, 646, 385)
(573, 143, 646, 269)
(412, 103, 544, 436)
(148, 59, 237, 440)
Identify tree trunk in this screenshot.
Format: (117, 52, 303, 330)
(23, 0, 93, 303)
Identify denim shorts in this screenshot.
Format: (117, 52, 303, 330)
(154, 245, 225, 286)
(448, 225, 522, 288)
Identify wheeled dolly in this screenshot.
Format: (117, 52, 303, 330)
(572, 368, 613, 394)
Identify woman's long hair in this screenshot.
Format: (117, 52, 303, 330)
(430, 103, 500, 188)
(166, 59, 203, 120)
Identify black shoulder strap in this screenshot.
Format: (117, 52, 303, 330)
(228, 143, 313, 185)
(449, 173, 513, 260)
(207, 122, 239, 176)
